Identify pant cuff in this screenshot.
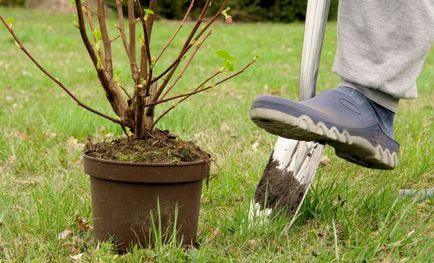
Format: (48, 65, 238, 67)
(340, 80, 399, 112)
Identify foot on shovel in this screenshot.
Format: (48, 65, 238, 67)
(250, 86, 399, 170)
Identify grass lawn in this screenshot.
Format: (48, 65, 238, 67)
(0, 7, 433, 262)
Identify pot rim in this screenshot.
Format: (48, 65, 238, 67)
(83, 154, 210, 167)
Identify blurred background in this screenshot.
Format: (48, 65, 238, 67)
(0, 0, 339, 22)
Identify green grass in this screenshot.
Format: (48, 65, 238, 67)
(0, 8, 433, 262)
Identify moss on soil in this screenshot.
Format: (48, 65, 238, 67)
(84, 129, 210, 164)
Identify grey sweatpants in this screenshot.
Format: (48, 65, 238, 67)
(333, 0, 434, 112)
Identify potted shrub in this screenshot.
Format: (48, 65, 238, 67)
(0, 0, 255, 252)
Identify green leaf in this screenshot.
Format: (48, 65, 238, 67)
(93, 30, 102, 41)
(73, 15, 79, 28)
(216, 50, 234, 61)
(144, 8, 155, 21)
(139, 34, 145, 46)
(6, 17, 14, 27)
(113, 69, 121, 82)
(221, 7, 231, 18)
(95, 41, 101, 51)
(216, 50, 235, 72)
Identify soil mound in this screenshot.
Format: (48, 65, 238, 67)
(85, 129, 210, 164)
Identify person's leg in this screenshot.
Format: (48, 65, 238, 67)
(250, 0, 433, 169)
(334, 0, 434, 112)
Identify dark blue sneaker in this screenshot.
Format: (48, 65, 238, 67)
(250, 87, 399, 169)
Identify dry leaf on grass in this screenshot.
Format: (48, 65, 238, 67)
(251, 141, 260, 151)
(69, 253, 84, 261)
(0, 214, 4, 227)
(320, 155, 330, 167)
(12, 131, 29, 141)
(407, 229, 415, 237)
(58, 229, 73, 240)
(211, 228, 220, 239)
(248, 239, 259, 247)
(67, 137, 84, 151)
(67, 137, 78, 149)
(45, 131, 57, 139)
(16, 178, 38, 186)
(75, 215, 91, 232)
(220, 122, 231, 134)
(193, 132, 208, 142)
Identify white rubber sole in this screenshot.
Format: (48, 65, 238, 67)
(250, 108, 398, 169)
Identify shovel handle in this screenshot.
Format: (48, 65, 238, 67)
(300, 0, 331, 100)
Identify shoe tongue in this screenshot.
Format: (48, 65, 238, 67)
(337, 87, 371, 107)
(338, 86, 395, 138)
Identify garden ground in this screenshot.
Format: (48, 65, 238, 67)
(0, 8, 432, 262)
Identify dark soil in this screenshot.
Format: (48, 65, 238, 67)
(255, 159, 306, 215)
(84, 129, 210, 164)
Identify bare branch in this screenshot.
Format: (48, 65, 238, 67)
(161, 30, 212, 100)
(130, 0, 158, 135)
(75, 0, 132, 127)
(119, 84, 132, 100)
(154, 0, 196, 64)
(110, 34, 121, 43)
(0, 16, 123, 126)
(150, 0, 230, 103)
(127, 0, 138, 81)
(194, 0, 229, 42)
(115, 0, 128, 51)
(116, 0, 137, 85)
(81, 2, 98, 16)
(84, 0, 97, 37)
(135, 0, 153, 76)
(83, 0, 105, 64)
(96, 0, 113, 75)
(153, 70, 222, 128)
(146, 58, 257, 109)
(151, 0, 212, 86)
(81, 0, 104, 66)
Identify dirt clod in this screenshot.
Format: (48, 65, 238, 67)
(84, 129, 210, 164)
(255, 159, 306, 215)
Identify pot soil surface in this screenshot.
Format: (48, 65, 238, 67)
(85, 129, 210, 163)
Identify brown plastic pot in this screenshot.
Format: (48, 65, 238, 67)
(83, 154, 210, 252)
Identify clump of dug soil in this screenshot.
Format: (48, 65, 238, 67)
(255, 159, 306, 215)
(85, 129, 210, 164)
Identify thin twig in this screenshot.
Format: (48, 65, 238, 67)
(135, 0, 153, 75)
(134, 0, 156, 136)
(110, 34, 121, 42)
(127, 0, 138, 81)
(76, 0, 132, 127)
(121, 125, 130, 138)
(81, 0, 104, 61)
(96, 0, 113, 75)
(146, 58, 257, 109)
(0, 16, 123, 126)
(148, 4, 212, 112)
(81, 2, 98, 16)
(84, 0, 97, 37)
(161, 30, 212, 100)
(153, 70, 222, 128)
(84, 0, 104, 64)
(150, 0, 228, 104)
(194, 0, 229, 42)
(154, 0, 196, 64)
(151, 0, 212, 86)
(119, 84, 132, 100)
(116, 0, 138, 84)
